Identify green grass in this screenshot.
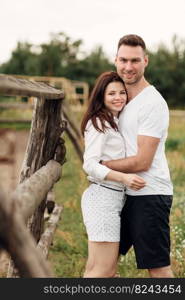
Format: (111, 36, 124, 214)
(0, 122, 30, 130)
(49, 133, 88, 277)
(165, 115, 185, 277)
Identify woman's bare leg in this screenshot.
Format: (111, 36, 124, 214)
(84, 241, 119, 278)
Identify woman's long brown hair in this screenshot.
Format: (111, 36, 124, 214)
(81, 71, 128, 136)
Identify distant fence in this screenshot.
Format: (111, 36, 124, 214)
(0, 74, 67, 277)
(170, 110, 185, 117)
(8, 74, 89, 106)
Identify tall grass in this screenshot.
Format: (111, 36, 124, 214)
(49, 134, 88, 277)
(166, 116, 185, 277)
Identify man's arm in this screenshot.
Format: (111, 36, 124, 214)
(102, 135, 160, 172)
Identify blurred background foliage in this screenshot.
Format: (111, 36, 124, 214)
(0, 32, 185, 108)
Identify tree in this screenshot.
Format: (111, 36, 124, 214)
(64, 46, 114, 89)
(146, 35, 185, 108)
(38, 32, 82, 77)
(1, 33, 185, 108)
(0, 42, 39, 75)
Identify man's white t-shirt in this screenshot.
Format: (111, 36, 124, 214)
(119, 85, 173, 195)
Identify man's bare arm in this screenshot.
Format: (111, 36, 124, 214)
(102, 135, 160, 172)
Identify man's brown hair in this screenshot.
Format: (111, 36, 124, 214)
(117, 34, 146, 52)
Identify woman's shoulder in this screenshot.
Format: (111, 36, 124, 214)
(85, 117, 105, 132)
(85, 119, 94, 131)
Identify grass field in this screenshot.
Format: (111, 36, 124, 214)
(0, 107, 185, 277)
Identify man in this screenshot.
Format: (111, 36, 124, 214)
(102, 34, 174, 278)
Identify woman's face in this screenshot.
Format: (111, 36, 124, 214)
(104, 81, 127, 116)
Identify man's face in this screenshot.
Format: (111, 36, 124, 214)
(115, 45, 148, 85)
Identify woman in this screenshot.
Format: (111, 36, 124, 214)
(81, 71, 146, 278)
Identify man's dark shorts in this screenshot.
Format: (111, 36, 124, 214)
(119, 194, 173, 269)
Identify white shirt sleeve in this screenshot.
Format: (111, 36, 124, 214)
(138, 101, 169, 138)
(83, 121, 111, 181)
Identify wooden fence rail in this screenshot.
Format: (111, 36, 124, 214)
(0, 74, 63, 99)
(11, 160, 62, 222)
(0, 74, 66, 277)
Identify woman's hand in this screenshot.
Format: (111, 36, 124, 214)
(122, 173, 146, 190)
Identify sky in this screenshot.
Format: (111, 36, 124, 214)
(0, 0, 185, 64)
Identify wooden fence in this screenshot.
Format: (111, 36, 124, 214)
(0, 74, 67, 277)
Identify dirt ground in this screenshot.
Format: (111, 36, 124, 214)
(0, 130, 29, 276)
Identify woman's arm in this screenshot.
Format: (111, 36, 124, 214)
(83, 121, 146, 190)
(105, 170, 146, 190)
(83, 122, 111, 181)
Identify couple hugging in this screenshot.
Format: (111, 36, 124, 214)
(80, 34, 173, 278)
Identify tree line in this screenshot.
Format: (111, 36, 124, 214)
(0, 32, 185, 108)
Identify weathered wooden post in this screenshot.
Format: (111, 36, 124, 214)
(20, 96, 65, 241)
(0, 75, 66, 277)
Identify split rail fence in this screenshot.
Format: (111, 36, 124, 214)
(0, 74, 69, 277)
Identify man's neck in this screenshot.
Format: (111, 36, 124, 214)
(126, 77, 150, 102)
